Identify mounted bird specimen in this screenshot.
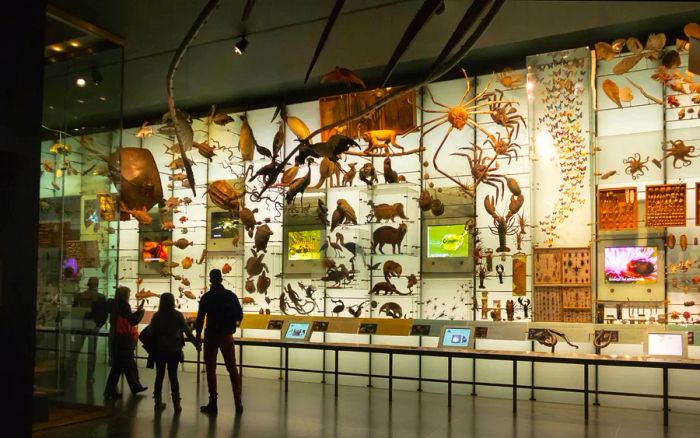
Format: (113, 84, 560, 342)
(317, 199, 330, 226)
(275, 106, 313, 143)
(321, 66, 366, 88)
(295, 134, 359, 164)
(208, 105, 234, 126)
(285, 157, 315, 205)
(238, 115, 256, 161)
(279, 163, 299, 187)
(272, 120, 285, 157)
(331, 199, 357, 231)
(304, 0, 347, 84)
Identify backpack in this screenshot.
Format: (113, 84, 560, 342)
(91, 300, 109, 328)
(115, 314, 138, 342)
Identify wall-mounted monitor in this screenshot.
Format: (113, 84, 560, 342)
(138, 231, 172, 276)
(283, 225, 325, 275)
(604, 246, 658, 284)
(422, 216, 474, 276)
(282, 321, 313, 342)
(644, 332, 688, 359)
(142, 239, 169, 263)
(427, 224, 469, 258)
(438, 326, 474, 349)
(287, 230, 322, 260)
(210, 211, 238, 239)
(62, 257, 80, 281)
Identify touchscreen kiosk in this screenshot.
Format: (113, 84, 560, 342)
(282, 321, 313, 342)
(644, 332, 688, 359)
(438, 326, 474, 349)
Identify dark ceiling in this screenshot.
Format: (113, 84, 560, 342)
(42, 1, 700, 132)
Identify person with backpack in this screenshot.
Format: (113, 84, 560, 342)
(147, 292, 200, 412)
(104, 286, 148, 398)
(196, 269, 244, 415)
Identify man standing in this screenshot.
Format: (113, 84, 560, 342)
(71, 276, 107, 383)
(196, 269, 244, 415)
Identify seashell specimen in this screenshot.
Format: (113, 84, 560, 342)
(613, 54, 643, 75)
(619, 87, 633, 103)
(667, 233, 676, 249)
(602, 80, 622, 107)
(595, 42, 615, 61)
(680, 234, 688, 251)
(626, 37, 643, 53)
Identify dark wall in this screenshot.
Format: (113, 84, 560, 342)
(0, 2, 46, 436)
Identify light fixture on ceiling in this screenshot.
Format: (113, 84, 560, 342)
(234, 35, 248, 55)
(76, 77, 86, 87)
(91, 65, 103, 85)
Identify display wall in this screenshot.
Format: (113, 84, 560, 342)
(37, 30, 700, 410)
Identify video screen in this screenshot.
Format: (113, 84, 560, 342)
(62, 257, 80, 281)
(442, 327, 471, 348)
(288, 230, 322, 260)
(142, 240, 169, 263)
(210, 212, 237, 239)
(647, 333, 684, 357)
(604, 246, 657, 283)
(427, 225, 469, 258)
(285, 322, 310, 340)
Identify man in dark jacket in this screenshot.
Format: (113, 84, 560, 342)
(69, 276, 106, 383)
(196, 269, 244, 415)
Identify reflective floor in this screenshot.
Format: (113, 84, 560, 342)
(34, 367, 700, 438)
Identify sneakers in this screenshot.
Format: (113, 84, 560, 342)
(154, 401, 166, 411)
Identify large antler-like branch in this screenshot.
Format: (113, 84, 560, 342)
(167, 0, 222, 196)
(260, 0, 505, 200)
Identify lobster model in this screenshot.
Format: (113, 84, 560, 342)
(483, 178, 524, 253)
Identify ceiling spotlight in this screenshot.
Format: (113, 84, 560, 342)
(91, 65, 103, 85)
(76, 77, 86, 87)
(234, 36, 248, 55)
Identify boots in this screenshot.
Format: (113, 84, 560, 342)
(200, 396, 218, 415)
(172, 394, 182, 413)
(154, 393, 166, 411)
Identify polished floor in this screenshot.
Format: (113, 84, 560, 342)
(33, 364, 700, 438)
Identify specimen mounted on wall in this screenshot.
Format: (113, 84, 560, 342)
(645, 183, 686, 227)
(598, 187, 637, 230)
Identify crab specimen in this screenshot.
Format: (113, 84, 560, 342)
(453, 143, 509, 202)
(622, 153, 649, 180)
(496, 67, 523, 89)
(658, 139, 698, 169)
(484, 132, 521, 165)
(486, 89, 527, 139)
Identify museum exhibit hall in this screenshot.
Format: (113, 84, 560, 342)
(7, 1, 700, 436)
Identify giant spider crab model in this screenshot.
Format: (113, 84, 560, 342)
(415, 72, 526, 202)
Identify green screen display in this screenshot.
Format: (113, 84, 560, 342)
(288, 230, 322, 260)
(427, 225, 469, 258)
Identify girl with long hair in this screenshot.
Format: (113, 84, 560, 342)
(149, 292, 200, 412)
